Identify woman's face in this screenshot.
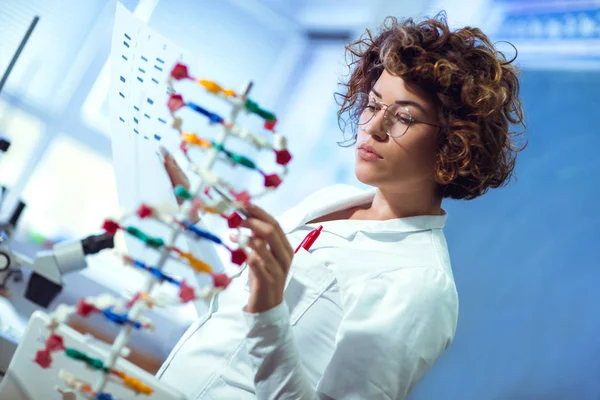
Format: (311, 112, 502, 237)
(355, 70, 440, 192)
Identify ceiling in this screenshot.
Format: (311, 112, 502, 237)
(252, 0, 437, 36)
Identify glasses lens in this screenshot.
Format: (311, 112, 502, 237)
(384, 105, 412, 138)
(358, 107, 375, 126)
(358, 94, 377, 126)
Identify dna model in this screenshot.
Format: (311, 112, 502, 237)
(32, 62, 292, 399)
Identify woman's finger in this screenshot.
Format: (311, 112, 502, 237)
(246, 203, 279, 225)
(246, 251, 275, 285)
(246, 204, 294, 253)
(161, 147, 190, 190)
(247, 236, 283, 277)
(242, 218, 292, 268)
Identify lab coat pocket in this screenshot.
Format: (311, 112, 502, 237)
(285, 248, 335, 326)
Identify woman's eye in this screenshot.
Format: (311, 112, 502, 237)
(366, 104, 377, 111)
(396, 113, 412, 124)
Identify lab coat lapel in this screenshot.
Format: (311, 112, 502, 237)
(276, 185, 371, 234)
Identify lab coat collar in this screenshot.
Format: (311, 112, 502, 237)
(278, 185, 447, 239)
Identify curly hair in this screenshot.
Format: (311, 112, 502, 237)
(336, 12, 526, 200)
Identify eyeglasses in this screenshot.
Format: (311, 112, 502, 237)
(358, 96, 441, 138)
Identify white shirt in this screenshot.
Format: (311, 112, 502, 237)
(157, 184, 459, 399)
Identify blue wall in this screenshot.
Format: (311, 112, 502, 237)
(409, 69, 600, 399)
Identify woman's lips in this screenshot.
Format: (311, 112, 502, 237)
(357, 143, 383, 161)
(357, 148, 382, 161)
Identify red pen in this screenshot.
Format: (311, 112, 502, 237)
(295, 225, 323, 253)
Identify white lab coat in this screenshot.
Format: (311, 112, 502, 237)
(157, 184, 458, 399)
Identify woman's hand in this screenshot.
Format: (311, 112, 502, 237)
(161, 147, 190, 205)
(161, 147, 201, 224)
(236, 203, 294, 314)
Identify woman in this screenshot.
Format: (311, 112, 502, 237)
(157, 13, 525, 399)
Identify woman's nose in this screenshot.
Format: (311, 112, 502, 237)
(363, 112, 388, 141)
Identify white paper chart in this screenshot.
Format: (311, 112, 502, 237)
(109, 2, 190, 211)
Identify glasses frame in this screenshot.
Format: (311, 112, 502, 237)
(359, 96, 442, 138)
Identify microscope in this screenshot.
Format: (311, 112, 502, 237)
(0, 229, 116, 307)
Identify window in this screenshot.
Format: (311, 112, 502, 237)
(0, 0, 112, 113)
(20, 134, 120, 239)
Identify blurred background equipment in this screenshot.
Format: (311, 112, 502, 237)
(0, 0, 598, 398)
(22, 232, 115, 308)
(0, 13, 119, 383)
(0, 11, 38, 296)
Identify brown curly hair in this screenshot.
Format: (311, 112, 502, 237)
(336, 12, 526, 200)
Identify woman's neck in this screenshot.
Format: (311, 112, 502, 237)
(308, 184, 442, 225)
(350, 185, 442, 221)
